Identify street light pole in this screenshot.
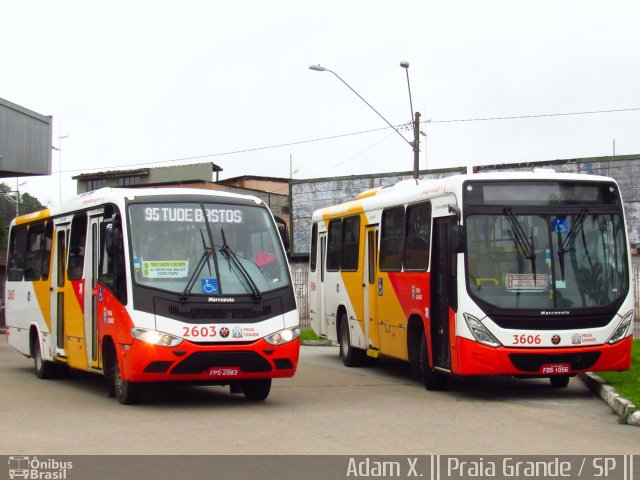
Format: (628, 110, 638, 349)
(310, 63, 422, 179)
(400, 61, 421, 179)
(309, 64, 415, 151)
(52, 132, 69, 205)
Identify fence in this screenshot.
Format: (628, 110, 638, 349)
(291, 267, 310, 331)
(633, 266, 640, 339)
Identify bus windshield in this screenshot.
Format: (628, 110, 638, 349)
(128, 202, 290, 296)
(466, 211, 628, 310)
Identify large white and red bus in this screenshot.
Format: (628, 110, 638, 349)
(308, 170, 633, 389)
(4, 187, 300, 403)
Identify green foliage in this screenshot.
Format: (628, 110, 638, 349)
(0, 182, 46, 252)
(597, 339, 640, 412)
(300, 329, 320, 341)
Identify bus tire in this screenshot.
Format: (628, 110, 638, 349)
(113, 359, 141, 405)
(339, 315, 364, 367)
(33, 335, 56, 380)
(549, 375, 570, 388)
(420, 335, 446, 391)
(242, 379, 271, 401)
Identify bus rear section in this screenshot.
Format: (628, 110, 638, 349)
(4, 188, 300, 404)
(308, 173, 634, 391)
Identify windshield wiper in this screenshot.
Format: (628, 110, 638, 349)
(181, 239, 214, 301)
(180, 203, 223, 301)
(504, 208, 537, 283)
(556, 209, 588, 280)
(220, 228, 262, 300)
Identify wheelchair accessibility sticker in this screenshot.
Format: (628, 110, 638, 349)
(201, 278, 219, 294)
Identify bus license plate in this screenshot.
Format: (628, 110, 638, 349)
(209, 368, 239, 377)
(540, 364, 570, 375)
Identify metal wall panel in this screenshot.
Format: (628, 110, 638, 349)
(0, 97, 52, 177)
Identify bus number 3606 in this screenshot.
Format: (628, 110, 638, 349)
(183, 326, 217, 338)
(512, 334, 541, 345)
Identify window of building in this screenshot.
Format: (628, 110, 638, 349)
(87, 179, 107, 191)
(117, 176, 141, 186)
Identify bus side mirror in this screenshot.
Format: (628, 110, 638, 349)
(449, 225, 465, 253)
(274, 216, 290, 253)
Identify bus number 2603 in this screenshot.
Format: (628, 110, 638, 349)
(183, 326, 217, 338)
(512, 334, 541, 345)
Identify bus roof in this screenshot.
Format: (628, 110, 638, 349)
(312, 170, 619, 220)
(13, 187, 266, 226)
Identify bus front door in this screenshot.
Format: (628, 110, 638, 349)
(317, 233, 327, 337)
(430, 217, 456, 371)
(50, 223, 68, 359)
(86, 214, 102, 369)
(364, 226, 379, 352)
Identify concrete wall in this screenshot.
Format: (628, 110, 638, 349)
(290, 154, 640, 257)
(290, 167, 465, 256)
(476, 154, 640, 246)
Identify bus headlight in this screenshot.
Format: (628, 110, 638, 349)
(265, 326, 301, 345)
(607, 311, 633, 344)
(463, 313, 501, 348)
(131, 328, 183, 347)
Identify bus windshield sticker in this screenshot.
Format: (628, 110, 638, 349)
(142, 260, 189, 278)
(506, 274, 549, 291)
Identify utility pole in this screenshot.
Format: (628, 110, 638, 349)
(413, 111, 421, 179)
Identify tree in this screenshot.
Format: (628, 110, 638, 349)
(0, 182, 46, 252)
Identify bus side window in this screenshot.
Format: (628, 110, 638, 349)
(99, 222, 115, 291)
(25, 223, 45, 280)
(380, 206, 404, 271)
(41, 221, 53, 281)
(309, 223, 318, 272)
(99, 212, 127, 304)
(68, 214, 87, 280)
(404, 202, 431, 271)
(8, 227, 28, 281)
(341, 215, 360, 271)
(326, 219, 342, 272)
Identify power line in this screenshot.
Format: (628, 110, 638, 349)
(430, 107, 640, 124)
(60, 106, 640, 174)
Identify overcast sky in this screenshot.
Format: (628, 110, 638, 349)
(2, 0, 640, 207)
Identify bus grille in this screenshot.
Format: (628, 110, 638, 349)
(154, 297, 282, 324)
(508, 351, 601, 372)
(171, 351, 272, 374)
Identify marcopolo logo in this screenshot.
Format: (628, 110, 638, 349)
(8, 456, 73, 479)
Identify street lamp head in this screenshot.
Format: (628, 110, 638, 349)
(400, 60, 410, 69)
(309, 64, 327, 72)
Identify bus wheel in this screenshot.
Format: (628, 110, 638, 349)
(33, 336, 56, 379)
(549, 375, 570, 388)
(419, 335, 446, 391)
(339, 315, 364, 367)
(242, 379, 271, 401)
(113, 360, 141, 405)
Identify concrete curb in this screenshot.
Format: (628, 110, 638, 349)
(579, 372, 640, 426)
(301, 339, 336, 347)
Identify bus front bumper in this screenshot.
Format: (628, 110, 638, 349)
(454, 336, 632, 376)
(118, 338, 300, 383)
